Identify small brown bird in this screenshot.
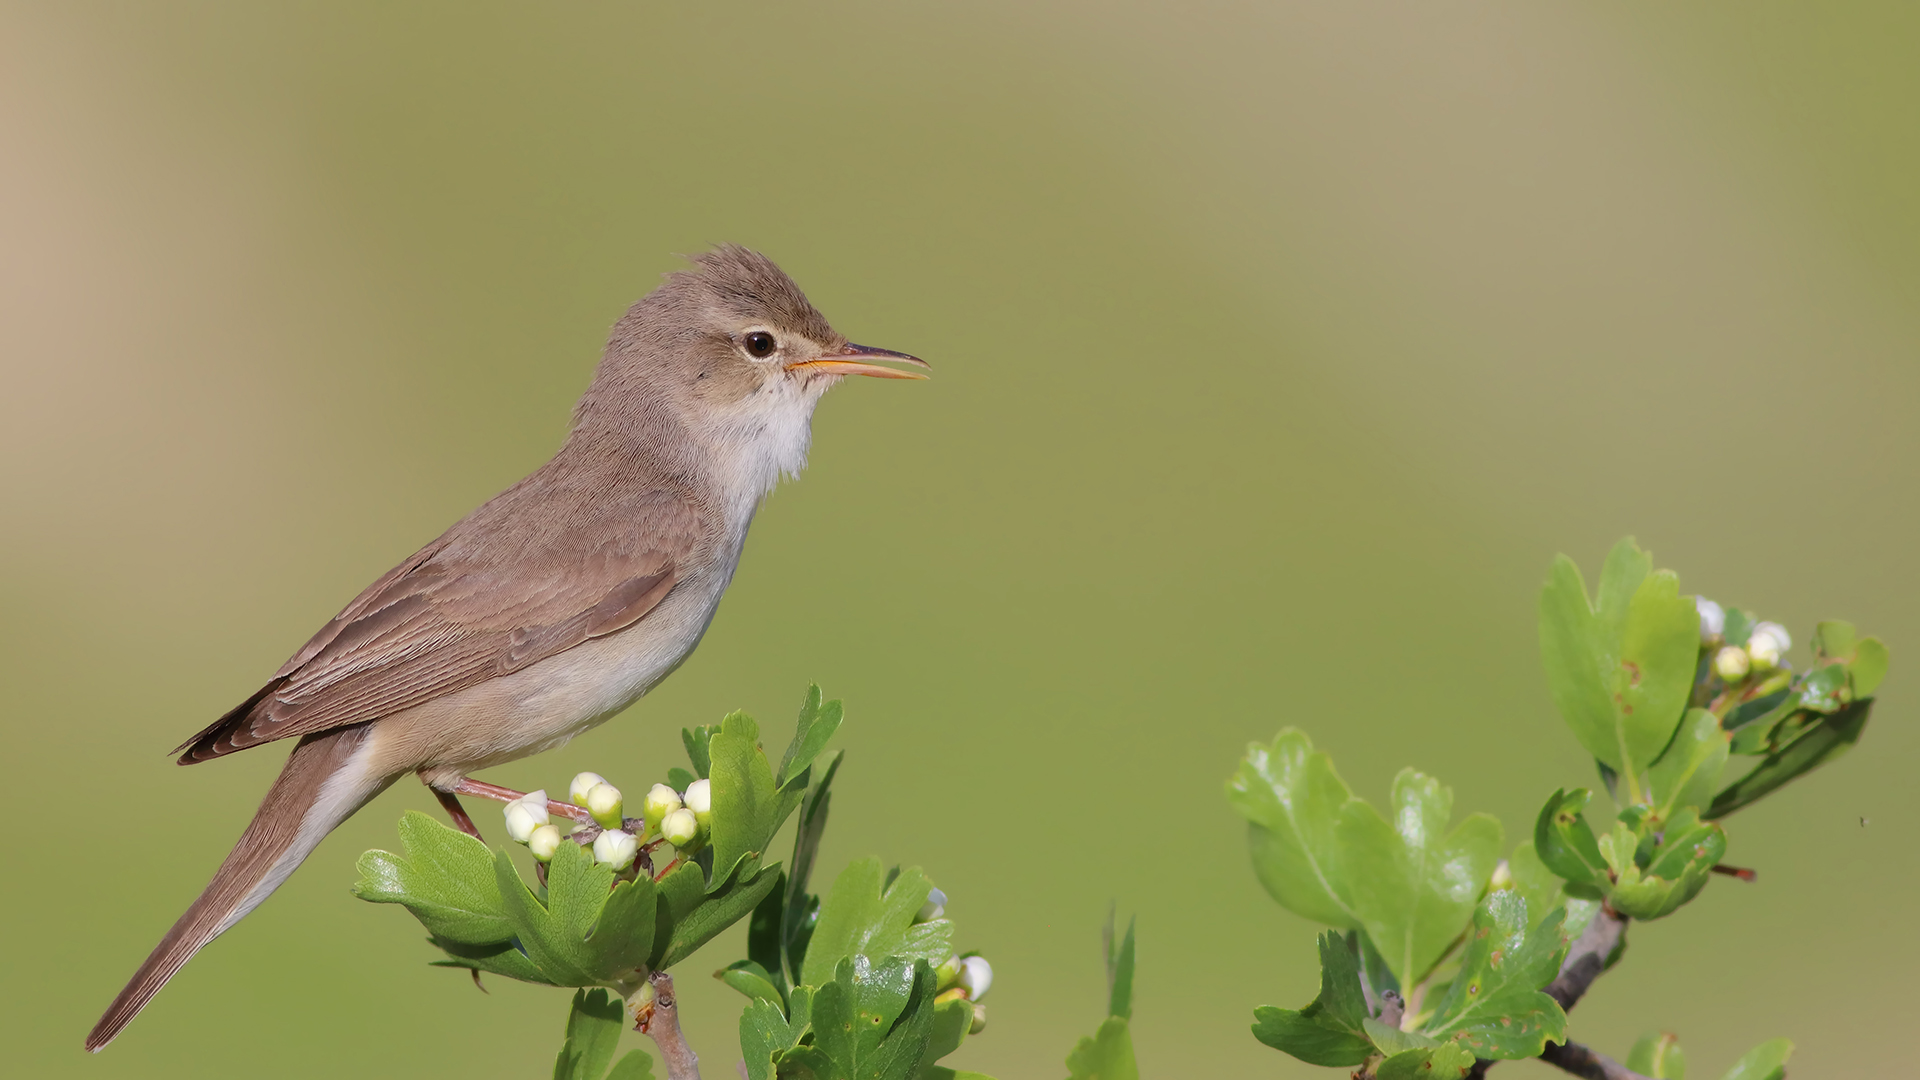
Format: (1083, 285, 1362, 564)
(86, 246, 927, 1050)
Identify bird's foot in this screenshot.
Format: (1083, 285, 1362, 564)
(427, 785, 485, 840)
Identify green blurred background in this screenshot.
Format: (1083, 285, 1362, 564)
(3, 2, 1915, 1075)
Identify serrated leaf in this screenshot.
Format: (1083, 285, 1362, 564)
(1250, 931, 1373, 1067)
(1336, 769, 1503, 987)
(656, 859, 782, 971)
(1533, 789, 1610, 893)
(801, 858, 940, 989)
(1226, 729, 1362, 928)
(1063, 1016, 1138, 1080)
(792, 956, 938, 1080)
(1363, 1019, 1437, 1056)
(921, 995, 974, 1068)
(1538, 540, 1699, 786)
(554, 988, 625, 1080)
(741, 997, 807, 1080)
(1609, 810, 1725, 920)
(710, 711, 782, 892)
(1626, 1032, 1685, 1079)
(1424, 892, 1571, 1059)
(1709, 698, 1873, 818)
(1649, 710, 1730, 819)
(1376, 1043, 1475, 1080)
(1719, 1038, 1792, 1080)
(495, 842, 656, 986)
(683, 724, 718, 780)
(666, 767, 697, 792)
(354, 811, 514, 945)
(778, 686, 844, 790)
(1504, 842, 1598, 941)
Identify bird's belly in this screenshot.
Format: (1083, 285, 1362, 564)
(366, 576, 727, 784)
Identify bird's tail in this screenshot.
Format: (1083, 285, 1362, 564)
(86, 724, 392, 1051)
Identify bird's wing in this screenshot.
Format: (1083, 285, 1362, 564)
(176, 483, 704, 763)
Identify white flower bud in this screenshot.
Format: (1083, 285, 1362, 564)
(1696, 598, 1725, 640)
(569, 772, 609, 807)
(503, 789, 549, 844)
(917, 887, 947, 923)
(1713, 645, 1751, 682)
(958, 955, 992, 1000)
(1749, 622, 1791, 669)
(661, 807, 700, 849)
(527, 824, 563, 862)
(643, 783, 683, 834)
(969, 1003, 987, 1035)
(586, 781, 624, 829)
(1489, 860, 1514, 892)
(593, 827, 639, 871)
(683, 778, 713, 827)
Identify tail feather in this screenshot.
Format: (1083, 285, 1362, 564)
(87, 724, 390, 1051)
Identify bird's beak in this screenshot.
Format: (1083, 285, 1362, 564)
(784, 342, 931, 380)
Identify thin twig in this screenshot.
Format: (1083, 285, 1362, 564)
(638, 970, 702, 1080)
(1539, 1041, 1655, 1080)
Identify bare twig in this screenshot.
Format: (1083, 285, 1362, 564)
(1539, 1041, 1655, 1080)
(637, 970, 702, 1080)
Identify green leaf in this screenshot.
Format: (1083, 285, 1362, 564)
(1708, 699, 1873, 818)
(429, 938, 558, 984)
(354, 811, 514, 945)
(1424, 892, 1571, 1060)
(666, 767, 697, 792)
(605, 1051, 657, 1080)
(683, 724, 718, 780)
(1626, 1032, 1685, 1079)
(748, 871, 790, 999)
(654, 859, 783, 971)
(1335, 769, 1503, 987)
(800, 858, 941, 989)
(1362, 1018, 1436, 1056)
(1648, 710, 1730, 819)
(710, 711, 783, 892)
(1538, 540, 1700, 789)
(1532, 789, 1610, 893)
(1504, 842, 1599, 941)
(784, 751, 842, 983)
(1608, 810, 1726, 920)
(1225, 729, 1361, 927)
(554, 988, 625, 1080)
(778, 686, 844, 790)
(1795, 663, 1850, 714)
(1063, 1016, 1138, 1080)
(787, 956, 939, 1080)
(741, 996, 807, 1080)
(1376, 1043, 1475, 1080)
(1852, 638, 1890, 697)
(1104, 913, 1135, 1021)
(1719, 1038, 1792, 1080)
(496, 841, 658, 986)
(1249, 931, 1373, 1067)
(921, 994, 974, 1068)
(720, 960, 786, 1008)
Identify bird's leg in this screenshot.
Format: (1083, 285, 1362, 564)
(429, 785, 484, 840)
(447, 776, 594, 824)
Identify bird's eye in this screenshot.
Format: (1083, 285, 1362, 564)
(744, 331, 777, 358)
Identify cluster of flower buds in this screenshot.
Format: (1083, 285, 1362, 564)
(1699, 597, 1792, 684)
(924, 888, 990, 1034)
(497, 770, 722, 874)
